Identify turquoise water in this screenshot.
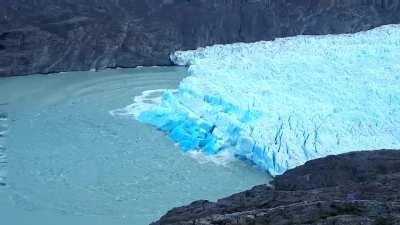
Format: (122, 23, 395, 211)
(0, 67, 270, 225)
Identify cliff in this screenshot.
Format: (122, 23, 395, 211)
(153, 150, 400, 225)
(1, 0, 400, 76)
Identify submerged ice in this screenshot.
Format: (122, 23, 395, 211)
(136, 25, 400, 176)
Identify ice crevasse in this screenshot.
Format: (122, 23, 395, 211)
(136, 25, 400, 176)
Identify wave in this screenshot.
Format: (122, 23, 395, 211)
(0, 111, 8, 185)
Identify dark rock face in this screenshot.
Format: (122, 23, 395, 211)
(273, 150, 400, 191)
(153, 150, 400, 225)
(1, 0, 400, 76)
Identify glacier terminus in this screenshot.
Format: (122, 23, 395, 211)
(133, 25, 400, 176)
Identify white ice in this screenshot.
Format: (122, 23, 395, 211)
(137, 25, 400, 176)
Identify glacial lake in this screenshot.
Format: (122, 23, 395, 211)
(0, 67, 270, 225)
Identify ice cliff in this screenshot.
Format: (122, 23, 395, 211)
(136, 25, 400, 176)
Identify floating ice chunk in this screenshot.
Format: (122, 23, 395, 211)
(139, 24, 400, 176)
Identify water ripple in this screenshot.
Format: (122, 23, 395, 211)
(0, 110, 8, 186)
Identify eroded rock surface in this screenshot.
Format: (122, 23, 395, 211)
(1, 0, 400, 76)
(153, 150, 400, 225)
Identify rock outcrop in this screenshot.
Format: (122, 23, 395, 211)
(152, 150, 400, 225)
(1, 0, 400, 76)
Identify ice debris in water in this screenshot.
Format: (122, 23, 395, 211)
(136, 24, 400, 176)
(109, 89, 176, 118)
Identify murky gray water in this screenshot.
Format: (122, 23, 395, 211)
(0, 67, 270, 225)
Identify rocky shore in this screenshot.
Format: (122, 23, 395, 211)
(1, 0, 400, 76)
(153, 150, 400, 225)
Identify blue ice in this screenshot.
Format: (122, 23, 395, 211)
(137, 25, 400, 176)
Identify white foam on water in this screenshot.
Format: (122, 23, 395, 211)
(187, 149, 236, 166)
(109, 89, 176, 118)
(111, 88, 240, 168)
(0, 67, 270, 224)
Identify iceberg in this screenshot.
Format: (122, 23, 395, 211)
(136, 25, 400, 176)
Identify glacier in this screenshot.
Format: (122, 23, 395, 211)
(136, 25, 400, 176)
